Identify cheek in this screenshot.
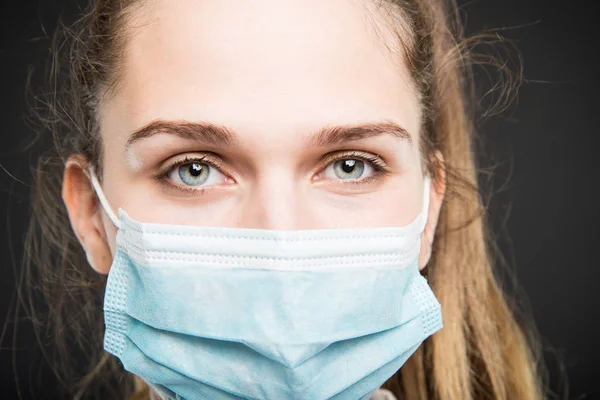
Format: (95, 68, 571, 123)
(309, 179, 425, 229)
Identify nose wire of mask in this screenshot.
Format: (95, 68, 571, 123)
(93, 167, 442, 400)
(88, 167, 122, 229)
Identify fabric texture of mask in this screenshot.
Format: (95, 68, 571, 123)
(90, 169, 443, 400)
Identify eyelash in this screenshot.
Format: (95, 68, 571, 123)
(155, 151, 390, 191)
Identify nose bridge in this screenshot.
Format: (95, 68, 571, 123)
(238, 169, 308, 230)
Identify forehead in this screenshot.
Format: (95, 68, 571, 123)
(100, 0, 421, 142)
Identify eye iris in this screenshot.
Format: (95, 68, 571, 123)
(178, 163, 209, 186)
(334, 159, 364, 179)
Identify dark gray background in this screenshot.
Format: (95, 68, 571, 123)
(0, 0, 598, 398)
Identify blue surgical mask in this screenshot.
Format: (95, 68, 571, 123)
(89, 169, 442, 400)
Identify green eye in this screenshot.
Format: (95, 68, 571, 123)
(178, 163, 210, 186)
(332, 159, 366, 180)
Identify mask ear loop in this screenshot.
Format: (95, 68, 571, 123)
(419, 175, 432, 233)
(88, 167, 123, 230)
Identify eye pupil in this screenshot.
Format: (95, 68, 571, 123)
(189, 163, 203, 176)
(341, 159, 356, 173)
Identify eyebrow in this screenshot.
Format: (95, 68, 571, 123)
(125, 119, 412, 149)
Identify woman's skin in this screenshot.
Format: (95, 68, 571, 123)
(62, 0, 445, 275)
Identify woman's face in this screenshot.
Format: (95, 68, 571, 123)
(63, 0, 444, 272)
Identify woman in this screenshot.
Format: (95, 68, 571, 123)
(23, 0, 544, 398)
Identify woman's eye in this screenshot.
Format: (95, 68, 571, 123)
(323, 158, 376, 181)
(167, 161, 227, 187)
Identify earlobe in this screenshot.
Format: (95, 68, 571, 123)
(62, 155, 113, 275)
(418, 151, 446, 270)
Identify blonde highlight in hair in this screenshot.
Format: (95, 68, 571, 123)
(21, 0, 544, 398)
(377, 0, 544, 398)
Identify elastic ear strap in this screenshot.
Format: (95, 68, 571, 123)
(88, 167, 122, 229)
(421, 175, 431, 231)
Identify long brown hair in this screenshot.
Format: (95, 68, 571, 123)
(20, 0, 545, 398)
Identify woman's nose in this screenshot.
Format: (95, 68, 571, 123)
(234, 171, 317, 230)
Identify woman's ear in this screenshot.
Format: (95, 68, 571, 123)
(62, 154, 113, 274)
(418, 151, 446, 270)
